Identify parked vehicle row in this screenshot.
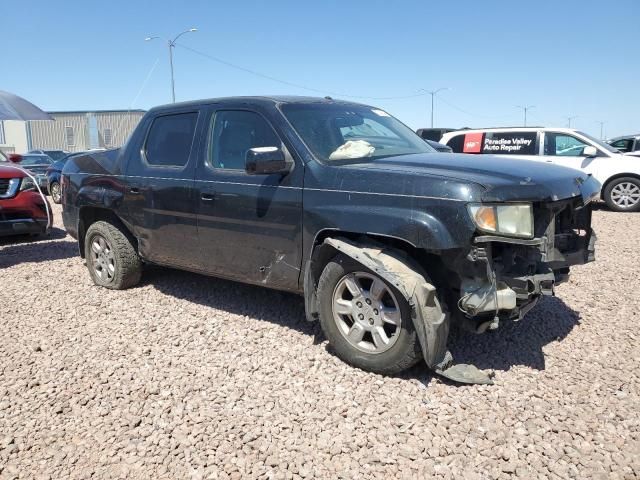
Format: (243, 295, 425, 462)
(60, 96, 599, 383)
(439, 127, 640, 212)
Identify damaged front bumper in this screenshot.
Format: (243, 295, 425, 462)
(457, 197, 596, 332)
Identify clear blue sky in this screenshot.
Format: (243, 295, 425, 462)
(4, 0, 638, 138)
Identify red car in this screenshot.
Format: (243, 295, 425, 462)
(0, 164, 51, 237)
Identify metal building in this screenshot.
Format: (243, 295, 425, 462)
(0, 109, 145, 154)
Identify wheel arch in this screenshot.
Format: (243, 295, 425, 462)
(601, 172, 640, 197)
(303, 228, 448, 322)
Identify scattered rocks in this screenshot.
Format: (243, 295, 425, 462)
(0, 204, 638, 478)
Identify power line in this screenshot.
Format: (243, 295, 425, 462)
(130, 57, 160, 109)
(174, 43, 428, 101)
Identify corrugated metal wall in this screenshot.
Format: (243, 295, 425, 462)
(95, 111, 145, 148)
(29, 113, 89, 152)
(27, 111, 145, 152)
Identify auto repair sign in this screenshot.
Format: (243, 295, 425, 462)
(463, 132, 537, 155)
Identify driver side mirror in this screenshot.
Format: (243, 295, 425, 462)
(583, 146, 598, 157)
(245, 147, 293, 175)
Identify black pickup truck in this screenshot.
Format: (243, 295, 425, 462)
(61, 96, 599, 383)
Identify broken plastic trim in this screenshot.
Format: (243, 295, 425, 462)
(322, 238, 494, 385)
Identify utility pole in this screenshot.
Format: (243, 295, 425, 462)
(596, 121, 605, 140)
(516, 105, 535, 127)
(145, 28, 198, 103)
(420, 88, 448, 128)
(566, 115, 578, 128)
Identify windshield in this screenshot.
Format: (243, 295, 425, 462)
(281, 103, 434, 163)
(20, 155, 53, 166)
(45, 151, 67, 161)
(576, 131, 620, 155)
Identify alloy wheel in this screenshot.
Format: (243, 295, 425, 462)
(90, 234, 116, 281)
(611, 182, 640, 208)
(332, 272, 402, 354)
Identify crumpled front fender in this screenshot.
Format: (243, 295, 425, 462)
(322, 238, 449, 370)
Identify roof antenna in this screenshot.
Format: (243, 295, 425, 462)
(324, 96, 333, 101)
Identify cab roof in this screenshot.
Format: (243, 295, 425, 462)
(148, 95, 369, 114)
(446, 127, 579, 135)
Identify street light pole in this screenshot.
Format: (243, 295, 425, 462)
(145, 28, 198, 103)
(566, 115, 578, 128)
(516, 105, 535, 127)
(596, 121, 605, 140)
(420, 88, 448, 128)
(168, 41, 176, 103)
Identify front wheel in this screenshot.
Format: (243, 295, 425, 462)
(604, 177, 640, 212)
(49, 182, 61, 204)
(317, 254, 422, 375)
(85, 221, 142, 290)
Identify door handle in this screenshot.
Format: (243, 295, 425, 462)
(130, 187, 141, 194)
(201, 193, 215, 201)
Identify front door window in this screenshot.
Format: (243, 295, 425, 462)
(544, 133, 590, 157)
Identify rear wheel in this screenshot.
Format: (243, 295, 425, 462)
(49, 182, 61, 204)
(604, 177, 640, 212)
(317, 254, 422, 374)
(85, 221, 142, 289)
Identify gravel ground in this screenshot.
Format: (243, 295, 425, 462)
(0, 203, 638, 479)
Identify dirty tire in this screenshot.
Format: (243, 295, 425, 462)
(603, 177, 640, 212)
(317, 254, 422, 375)
(85, 221, 142, 290)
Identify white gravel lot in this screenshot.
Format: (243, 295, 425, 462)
(0, 203, 639, 479)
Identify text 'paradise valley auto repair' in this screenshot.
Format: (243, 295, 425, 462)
(463, 132, 537, 154)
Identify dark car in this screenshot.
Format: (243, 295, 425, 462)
(8, 153, 53, 192)
(28, 149, 69, 161)
(0, 164, 51, 236)
(425, 139, 453, 153)
(416, 127, 458, 142)
(61, 96, 599, 384)
(46, 151, 89, 203)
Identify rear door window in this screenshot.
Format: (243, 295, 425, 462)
(144, 112, 198, 167)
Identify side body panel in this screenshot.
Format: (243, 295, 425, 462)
(194, 103, 304, 290)
(122, 107, 205, 269)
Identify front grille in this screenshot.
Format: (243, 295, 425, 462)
(0, 179, 10, 196)
(0, 210, 31, 221)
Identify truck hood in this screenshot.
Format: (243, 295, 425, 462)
(345, 152, 601, 203)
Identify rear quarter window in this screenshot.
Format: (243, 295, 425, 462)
(445, 134, 466, 153)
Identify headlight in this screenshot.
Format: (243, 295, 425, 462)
(467, 203, 533, 238)
(19, 176, 37, 191)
